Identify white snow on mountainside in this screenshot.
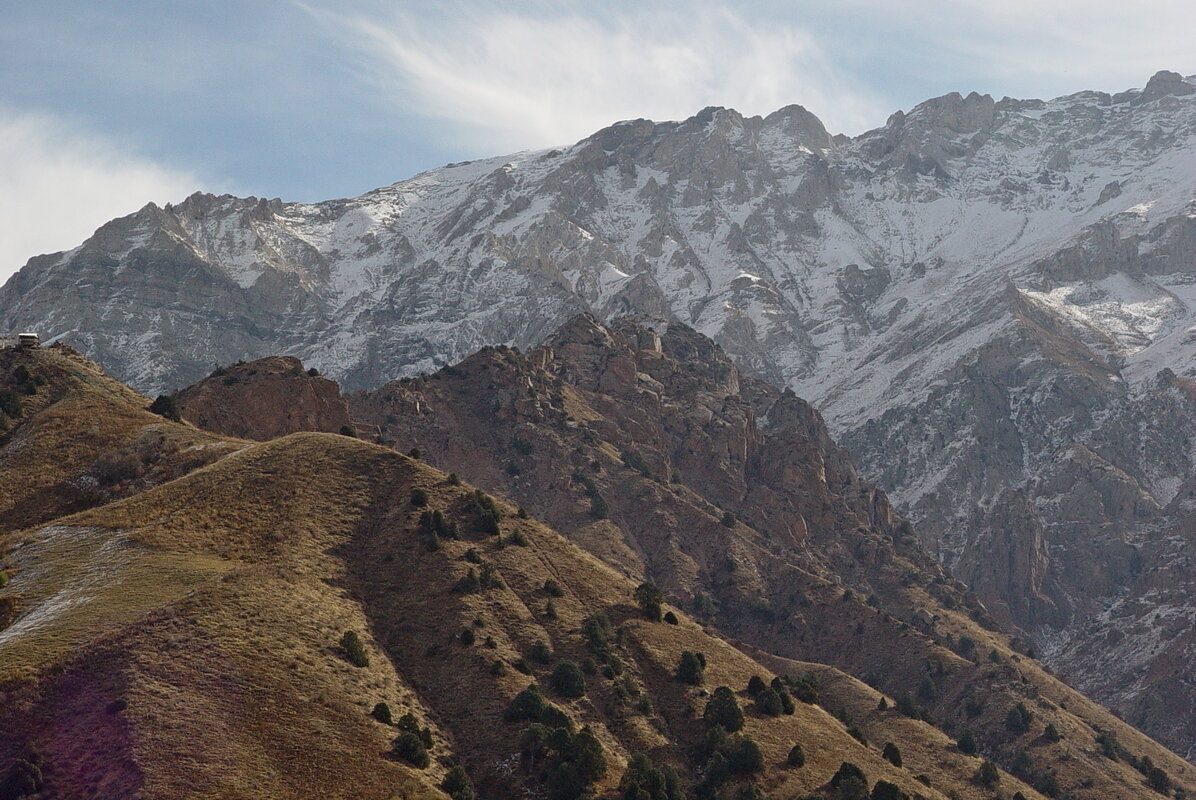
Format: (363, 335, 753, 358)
(5, 69, 1196, 759)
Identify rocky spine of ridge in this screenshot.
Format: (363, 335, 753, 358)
(5, 71, 1196, 758)
(333, 313, 1194, 798)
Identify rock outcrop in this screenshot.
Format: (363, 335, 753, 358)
(174, 356, 353, 440)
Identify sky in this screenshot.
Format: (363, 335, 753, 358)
(0, 0, 1194, 281)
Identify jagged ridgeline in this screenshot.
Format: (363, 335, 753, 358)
(4, 328, 1195, 799)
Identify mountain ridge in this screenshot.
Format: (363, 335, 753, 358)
(4, 70, 1196, 759)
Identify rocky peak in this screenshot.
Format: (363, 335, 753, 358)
(1137, 69, 1196, 103)
(174, 356, 353, 441)
(762, 103, 834, 150)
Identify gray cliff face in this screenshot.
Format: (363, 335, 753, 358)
(5, 71, 1196, 757)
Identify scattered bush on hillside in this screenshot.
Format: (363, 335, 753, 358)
(847, 726, 867, 745)
(789, 676, 819, 705)
(957, 729, 978, 755)
(510, 530, 530, 546)
(410, 488, 428, 507)
(542, 579, 565, 597)
(756, 688, 784, 717)
(722, 734, 763, 775)
(544, 600, 558, 619)
(720, 510, 736, 528)
(371, 702, 393, 725)
(663, 611, 678, 625)
(458, 567, 481, 594)
(340, 630, 369, 667)
(338, 424, 357, 437)
(581, 613, 615, 662)
(870, 781, 906, 800)
(1043, 722, 1062, 743)
(306, 366, 320, 376)
(479, 562, 503, 589)
(531, 641, 554, 664)
(877, 696, 888, 711)
(149, 393, 181, 421)
(675, 651, 706, 685)
(619, 753, 684, 800)
(975, 760, 999, 788)
(703, 686, 744, 732)
(442, 766, 475, 800)
(0, 390, 23, 418)
(551, 661, 586, 698)
(1005, 702, 1033, 734)
(392, 731, 429, 768)
(460, 627, 475, 646)
(92, 449, 144, 486)
(692, 592, 718, 620)
(882, 742, 902, 767)
(787, 743, 806, 767)
(747, 675, 767, 696)
(634, 582, 664, 621)
(1133, 755, 1172, 795)
(621, 450, 651, 477)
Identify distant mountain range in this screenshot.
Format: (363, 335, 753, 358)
(3, 70, 1196, 760)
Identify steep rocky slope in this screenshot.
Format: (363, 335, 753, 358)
(3, 347, 1195, 799)
(4, 71, 1196, 757)
(174, 355, 352, 440)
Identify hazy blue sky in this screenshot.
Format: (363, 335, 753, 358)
(1, 0, 1194, 279)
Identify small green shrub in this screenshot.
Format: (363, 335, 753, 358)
(882, 742, 902, 767)
(149, 394, 181, 421)
(1043, 722, 1061, 743)
(957, 729, 977, 755)
(410, 488, 429, 507)
(371, 702, 393, 724)
(338, 424, 357, 437)
(870, 780, 905, 800)
(340, 631, 369, 667)
(675, 651, 706, 685)
(703, 686, 744, 732)
(634, 582, 664, 621)
(787, 743, 806, 767)
(550, 661, 586, 698)
(756, 688, 784, 716)
(544, 579, 565, 597)
(1005, 702, 1033, 734)
(393, 731, 429, 767)
(975, 760, 999, 788)
(442, 766, 475, 800)
(663, 610, 678, 625)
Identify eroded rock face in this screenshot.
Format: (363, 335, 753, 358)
(174, 356, 352, 441)
(6, 72, 1196, 757)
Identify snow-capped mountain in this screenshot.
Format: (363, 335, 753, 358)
(5, 69, 1196, 757)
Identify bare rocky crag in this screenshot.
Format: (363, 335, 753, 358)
(4, 71, 1196, 757)
(173, 356, 352, 440)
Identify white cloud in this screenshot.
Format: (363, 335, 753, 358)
(320, 5, 887, 151)
(838, 0, 1196, 98)
(0, 110, 199, 282)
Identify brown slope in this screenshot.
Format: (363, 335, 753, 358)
(0, 343, 241, 536)
(342, 313, 1196, 799)
(2, 419, 1029, 800)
